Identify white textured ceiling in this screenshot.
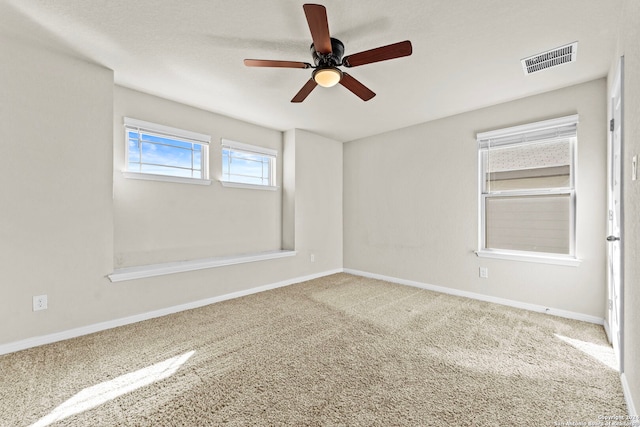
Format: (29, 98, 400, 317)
(0, 0, 620, 141)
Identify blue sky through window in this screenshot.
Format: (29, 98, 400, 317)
(127, 131, 204, 179)
(222, 147, 272, 186)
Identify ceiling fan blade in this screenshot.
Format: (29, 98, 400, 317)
(291, 79, 318, 103)
(303, 4, 332, 54)
(244, 59, 312, 69)
(342, 40, 412, 67)
(339, 73, 376, 101)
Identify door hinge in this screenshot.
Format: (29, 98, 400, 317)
(609, 299, 613, 310)
(609, 210, 614, 220)
(610, 118, 615, 131)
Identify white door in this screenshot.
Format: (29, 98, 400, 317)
(606, 56, 624, 372)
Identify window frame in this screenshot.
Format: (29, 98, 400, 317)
(476, 115, 580, 266)
(220, 139, 278, 191)
(123, 117, 212, 185)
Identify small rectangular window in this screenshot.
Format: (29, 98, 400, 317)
(476, 115, 579, 264)
(221, 139, 277, 189)
(123, 118, 210, 184)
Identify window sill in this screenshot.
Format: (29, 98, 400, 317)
(219, 180, 278, 191)
(123, 171, 212, 186)
(108, 250, 297, 282)
(475, 250, 581, 267)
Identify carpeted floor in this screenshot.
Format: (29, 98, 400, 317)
(0, 273, 627, 426)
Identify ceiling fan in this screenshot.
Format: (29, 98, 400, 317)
(244, 3, 413, 103)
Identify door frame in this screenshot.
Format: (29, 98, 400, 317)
(606, 55, 624, 373)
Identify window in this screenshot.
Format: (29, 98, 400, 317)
(476, 115, 579, 265)
(221, 139, 277, 190)
(123, 117, 211, 185)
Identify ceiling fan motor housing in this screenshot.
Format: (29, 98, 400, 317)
(311, 38, 345, 67)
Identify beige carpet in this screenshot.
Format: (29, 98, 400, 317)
(0, 273, 627, 426)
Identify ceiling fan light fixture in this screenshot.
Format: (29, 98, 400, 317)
(313, 67, 342, 87)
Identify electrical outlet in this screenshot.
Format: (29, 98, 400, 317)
(33, 295, 48, 311)
(479, 267, 489, 279)
(310, 253, 315, 263)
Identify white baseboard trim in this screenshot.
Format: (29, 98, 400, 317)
(343, 268, 604, 325)
(0, 268, 342, 356)
(604, 320, 612, 344)
(622, 373, 638, 418)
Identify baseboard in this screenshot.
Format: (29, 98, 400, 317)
(603, 320, 613, 344)
(0, 268, 343, 356)
(344, 268, 604, 325)
(622, 373, 638, 418)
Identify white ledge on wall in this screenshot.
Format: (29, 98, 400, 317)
(108, 250, 297, 282)
(122, 171, 212, 186)
(475, 250, 581, 267)
(219, 180, 278, 191)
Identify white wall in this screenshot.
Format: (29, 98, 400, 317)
(0, 38, 114, 344)
(113, 87, 283, 267)
(286, 129, 344, 271)
(344, 79, 607, 318)
(0, 36, 343, 349)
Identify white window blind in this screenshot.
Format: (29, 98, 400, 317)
(477, 115, 578, 261)
(477, 115, 578, 149)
